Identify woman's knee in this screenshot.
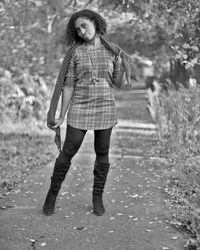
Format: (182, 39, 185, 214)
(58, 142, 79, 163)
(65, 141, 80, 157)
(95, 146, 109, 163)
(95, 142, 109, 157)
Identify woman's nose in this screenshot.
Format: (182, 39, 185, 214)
(79, 28, 85, 36)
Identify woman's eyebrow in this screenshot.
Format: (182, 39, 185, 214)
(75, 23, 86, 29)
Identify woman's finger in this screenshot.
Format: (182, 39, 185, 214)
(52, 125, 58, 129)
(52, 118, 64, 128)
(52, 122, 60, 129)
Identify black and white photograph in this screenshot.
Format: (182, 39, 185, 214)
(0, 0, 200, 249)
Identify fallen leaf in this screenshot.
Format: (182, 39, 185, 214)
(40, 242, 46, 247)
(130, 194, 139, 198)
(61, 192, 68, 196)
(74, 226, 87, 231)
(29, 239, 36, 243)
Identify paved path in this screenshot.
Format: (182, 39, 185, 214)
(0, 126, 185, 250)
(0, 88, 186, 250)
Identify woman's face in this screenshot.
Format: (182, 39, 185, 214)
(75, 17, 96, 42)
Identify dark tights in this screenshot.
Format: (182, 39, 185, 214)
(57, 125, 112, 165)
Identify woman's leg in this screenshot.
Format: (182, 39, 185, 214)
(92, 127, 113, 216)
(94, 127, 112, 164)
(58, 124, 87, 164)
(43, 125, 87, 215)
(49, 124, 87, 194)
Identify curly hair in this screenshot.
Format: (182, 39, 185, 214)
(66, 9, 107, 46)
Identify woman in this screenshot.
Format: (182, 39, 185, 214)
(43, 9, 133, 216)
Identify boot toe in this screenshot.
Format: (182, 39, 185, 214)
(43, 206, 55, 216)
(42, 190, 57, 216)
(93, 207, 105, 216)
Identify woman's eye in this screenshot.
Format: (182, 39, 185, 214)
(75, 23, 87, 33)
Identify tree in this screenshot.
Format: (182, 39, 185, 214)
(98, 0, 200, 84)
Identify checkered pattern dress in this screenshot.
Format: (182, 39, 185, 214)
(63, 43, 119, 130)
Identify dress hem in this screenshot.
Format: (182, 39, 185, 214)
(66, 121, 118, 130)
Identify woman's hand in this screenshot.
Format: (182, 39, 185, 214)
(115, 52, 123, 68)
(52, 116, 65, 129)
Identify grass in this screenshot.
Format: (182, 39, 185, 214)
(155, 86, 200, 238)
(0, 117, 56, 195)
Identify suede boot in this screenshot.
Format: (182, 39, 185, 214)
(43, 159, 70, 216)
(92, 162, 110, 216)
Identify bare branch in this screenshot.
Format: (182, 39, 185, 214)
(84, 0, 94, 8)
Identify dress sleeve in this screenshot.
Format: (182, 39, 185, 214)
(63, 54, 75, 88)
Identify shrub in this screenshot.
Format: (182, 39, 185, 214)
(0, 68, 50, 127)
(156, 85, 200, 238)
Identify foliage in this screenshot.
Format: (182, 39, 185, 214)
(0, 0, 199, 129)
(0, 0, 78, 75)
(155, 86, 200, 238)
(0, 133, 55, 194)
(101, 0, 200, 79)
(0, 0, 85, 127)
(0, 68, 50, 124)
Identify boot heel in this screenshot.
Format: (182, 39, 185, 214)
(93, 193, 105, 216)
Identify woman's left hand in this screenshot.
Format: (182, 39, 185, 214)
(52, 116, 64, 129)
(115, 51, 123, 68)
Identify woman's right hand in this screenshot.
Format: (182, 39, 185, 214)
(52, 116, 64, 129)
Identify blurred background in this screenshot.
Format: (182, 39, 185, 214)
(0, 0, 199, 132)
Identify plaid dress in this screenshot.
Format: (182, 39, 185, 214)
(63, 43, 118, 130)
